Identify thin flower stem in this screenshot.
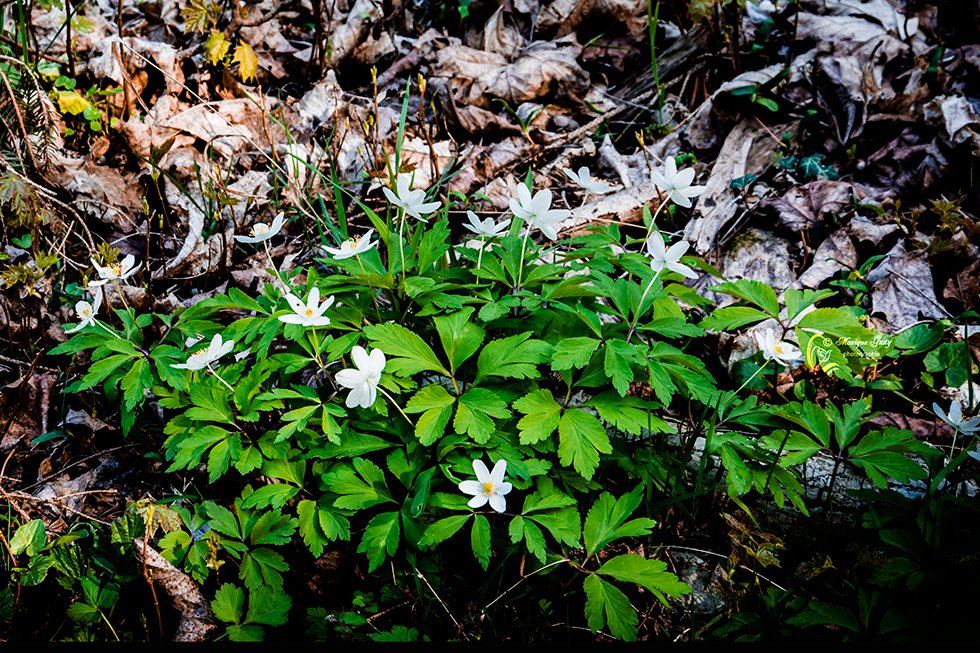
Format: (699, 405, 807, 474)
(308, 328, 328, 374)
(625, 268, 662, 343)
(207, 363, 236, 394)
(484, 558, 570, 611)
(262, 240, 290, 292)
(644, 195, 671, 243)
(355, 254, 383, 322)
(477, 236, 485, 270)
(113, 279, 137, 325)
(377, 386, 415, 428)
(398, 210, 408, 291)
(566, 189, 590, 263)
(515, 228, 532, 292)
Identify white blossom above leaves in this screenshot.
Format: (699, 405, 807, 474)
(934, 401, 980, 435)
(458, 459, 512, 513)
(323, 229, 378, 260)
(508, 185, 571, 241)
(173, 333, 235, 371)
(754, 328, 803, 367)
(235, 212, 285, 244)
(65, 290, 103, 334)
(646, 231, 698, 279)
(650, 157, 706, 209)
(564, 166, 618, 195)
(279, 287, 334, 328)
(463, 211, 511, 238)
(89, 254, 140, 287)
(335, 346, 386, 409)
(383, 173, 441, 220)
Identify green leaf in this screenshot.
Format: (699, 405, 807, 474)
(509, 516, 548, 564)
(698, 306, 771, 332)
(405, 384, 456, 446)
(513, 389, 562, 445)
(551, 337, 601, 370)
(10, 519, 46, 556)
(240, 484, 300, 510)
(597, 554, 691, 606)
(245, 585, 291, 626)
(586, 391, 673, 436)
(558, 409, 612, 481)
(454, 388, 510, 444)
(603, 340, 638, 397)
(418, 217, 451, 271)
(418, 514, 471, 547)
(583, 574, 639, 641)
(357, 511, 401, 572)
(475, 332, 552, 383)
(324, 458, 394, 510)
(708, 280, 779, 317)
(363, 323, 448, 376)
(248, 511, 298, 547)
(584, 486, 655, 558)
(226, 624, 266, 641)
(433, 307, 485, 375)
(471, 514, 491, 570)
(212, 583, 245, 624)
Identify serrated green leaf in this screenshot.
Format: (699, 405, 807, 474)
(245, 585, 291, 626)
(405, 384, 455, 445)
(513, 389, 561, 445)
(433, 307, 485, 374)
(586, 391, 673, 436)
(212, 583, 245, 625)
(357, 511, 400, 572)
(363, 323, 448, 376)
(551, 337, 601, 370)
(240, 484, 299, 510)
(471, 514, 491, 570)
(708, 280, 779, 317)
(558, 409, 612, 481)
(583, 574, 638, 641)
(509, 516, 547, 564)
(475, 332, 551, 383)
(418, 514, 471, 547)
(584, 486, 655, 557)
(324, 459, 394, 510)
(699, 306, 771, 332)
(597, 554, 691, 606)
(248, 511, 298, 547)
(454, 388, 510, 443)
(603, 340, 637, 397)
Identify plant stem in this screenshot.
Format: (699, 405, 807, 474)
(625, 268, 662, 343)
(378, 386, 415, 427)
(515, 227, 533, 292)
(206, 363, 236, 394)
(644, 195, 671, 243)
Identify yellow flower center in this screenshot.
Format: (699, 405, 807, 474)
(251, 223, 270, 237)
(774, 345, 783, 354)
(482, 482, 495, 496)
(109, 264, 123, 277)
(340, 236, 362, 253)
(305, 308, 314, 317)
(189, 349, 207, 357)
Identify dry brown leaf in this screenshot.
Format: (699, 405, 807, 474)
(867, 240, 948, 333)
(848, 214, 899, 245)
(328, 0, 382, 67)
(798, 228, 858, 289)
(133, 540, 218, 641)
(483, 7, 526, 57)
(763, 181, 857, 231)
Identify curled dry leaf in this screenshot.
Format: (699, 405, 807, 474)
(133, 539, 218, 642)
(866, 241, 948, 333)
(328, 0, 382, 67)
(762, 180, 858, 232)
(798, 228, 858, 289)
(434, 35, 589, 110)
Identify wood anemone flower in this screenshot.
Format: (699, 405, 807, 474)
(65, 290, 103, 334)
(754, 328, 803, 367)
(173, 334, 235, 371)
(279, 287, 334, 328)
(564, 166, 618, 194)
(463, 211, 510, 238)
(934, 401, 980, 435)
(235, 212, 285, 244)
(650, 157, 706, 209)
(322, 230, 377, 260)
(89, 254, 140, 287)
(508, 185, 571, 241)
(383, 173, 441, 220)
(646, 231, 698, 279)
(458, 459, 512, 513)
(335, 346, 386, 408)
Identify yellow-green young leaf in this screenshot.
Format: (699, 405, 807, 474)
(205, 30, 231, 65)
(180, 0, 214, 34)
(434, 307, 485, 374)
(56, 89, 91, 115)
(584, 486, 655, 558)
(583, 574, 638, 641)
(405, 384, 456, 446)
(10, 519, 46, 556)
(557, 409, 611, 480)
(233, 42, 258, 83)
